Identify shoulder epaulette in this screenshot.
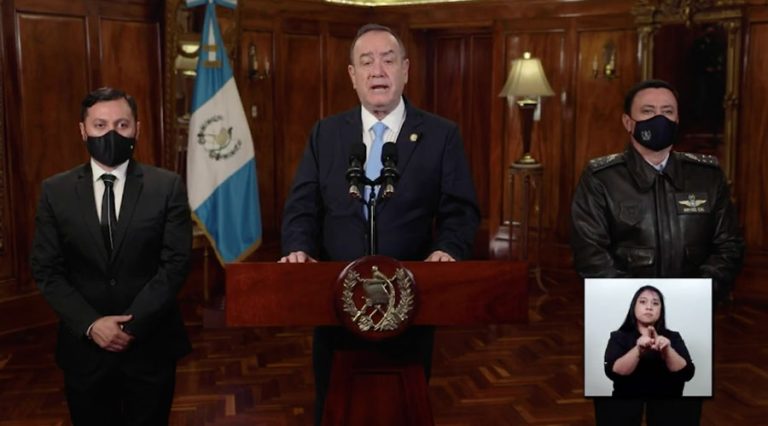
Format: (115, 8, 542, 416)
(677, 152, 719, 167)
(588, 153, 625, 172)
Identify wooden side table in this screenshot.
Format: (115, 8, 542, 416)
(508, 163, 545, 291)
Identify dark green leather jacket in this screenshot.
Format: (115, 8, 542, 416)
(570, 145, 744, 299)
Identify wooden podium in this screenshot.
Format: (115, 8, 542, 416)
(226, 260, 528, 425)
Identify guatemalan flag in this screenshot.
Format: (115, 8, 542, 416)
(187, 0, 261, 263)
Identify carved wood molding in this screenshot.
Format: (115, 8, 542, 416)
(163, 0, 180, 172)
(633, 0, 745, 26)
(632, 0, 745, 181)
(0, 51, 6, 254)
(721, 18, 741, 181)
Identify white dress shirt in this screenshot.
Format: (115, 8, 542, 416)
(91, 159, 129, 221)
(644, 152, 670, 172)
(360, 97, 407, 158)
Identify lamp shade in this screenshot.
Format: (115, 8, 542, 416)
(498, 52, 555, 98)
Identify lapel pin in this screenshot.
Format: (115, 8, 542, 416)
(410, 133, 419, 142)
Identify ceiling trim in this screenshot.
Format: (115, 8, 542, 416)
(325, 0, 475, 6)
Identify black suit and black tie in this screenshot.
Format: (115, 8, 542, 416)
(100, 173, 118, 255)
(31, 159, 192, 425)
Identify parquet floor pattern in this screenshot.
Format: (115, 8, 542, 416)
(1, 272, 766, 425)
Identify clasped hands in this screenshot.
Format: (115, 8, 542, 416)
(636, 326, 670, 354)
(89, 314, 134, 352)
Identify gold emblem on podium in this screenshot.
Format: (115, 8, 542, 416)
(335, 256, 416, 339)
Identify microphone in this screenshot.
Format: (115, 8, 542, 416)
(380, 142, 399, 198)
(346, 142, 367, 199)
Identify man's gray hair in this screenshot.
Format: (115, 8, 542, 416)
(349, 23, 407, 65)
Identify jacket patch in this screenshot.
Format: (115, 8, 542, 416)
(619, 202, 643, 225)
(675, 192, 710, 213)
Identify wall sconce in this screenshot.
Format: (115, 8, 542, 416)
(592, 41, 618, 80)
(248, 44, 270, 80)
(498, 52, 555, 165)
(175, 36, 200, 77)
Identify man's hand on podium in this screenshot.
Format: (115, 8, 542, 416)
(278, 251, 318, 263)
(425, 250, 455, 262)
(278, 250, 455, 262)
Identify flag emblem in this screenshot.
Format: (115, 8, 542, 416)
(196, 115, 241, 160)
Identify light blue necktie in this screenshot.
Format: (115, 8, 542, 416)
(364, 121, 388, 217)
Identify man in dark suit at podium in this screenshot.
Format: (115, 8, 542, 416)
(280, 23, 480, 424)
(30, 87, 192, 425)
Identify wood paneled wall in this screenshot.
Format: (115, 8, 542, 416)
(2, 0, 768, 333)
(417, 28, 493, 255)
(487, 12, 640, 261)
(227, 0, 647, 264)
(396, 0, 768, 271)
(572, 26, 639, 179)
(737, 8, 768, 250)
(0, 0, 10, 284)
(238, 29, 278, 242)
(162, 0, 660, 269)
(231, 0, 768, 277)
(100, 18, 163, 165)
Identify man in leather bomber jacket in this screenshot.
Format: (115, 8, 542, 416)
(571, 79, 744, 426)
(571, 80, 744, 302)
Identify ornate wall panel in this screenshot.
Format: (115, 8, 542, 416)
(432, 37, 464, 121)
(572, 29, 639, 182)
(0, 0, 13, 289)
(325, 32, 359, 117)
(464, 34, 492, 226)
(277, 28, 323, 213)
(429, 32, 493, 226)
(238, 30, 278, 244)
(737, 20, 768, 249)
(633, 0, 745, 183)
(405, 29, 428, 112)
(15, 13, 90, 271)
(100, 19, 162, 166)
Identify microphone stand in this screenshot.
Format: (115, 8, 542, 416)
(368, 144, 398, 255)
(350, 141, 398, 256)
(366, 183, 378, 255)
(360, 167, 397, 256)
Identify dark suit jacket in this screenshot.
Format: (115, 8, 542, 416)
(282, 103, 480, 261)
(30, 160, 192, 375)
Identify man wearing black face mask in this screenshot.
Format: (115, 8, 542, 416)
(570, 79, 744, 425)
(30, 87, 192, 425)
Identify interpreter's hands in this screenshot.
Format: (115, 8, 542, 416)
(652, 335, 671, 352)
(89, 315, 134, 352)
(637, 326, 670, 354)
(636, 334, 654, 353)
(425, 250, 455, 262)
(637, 326, 657, 353)
(278, 251, 317, 263)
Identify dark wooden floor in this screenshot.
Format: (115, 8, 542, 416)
(1, 271, 766, 425)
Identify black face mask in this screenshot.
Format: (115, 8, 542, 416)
(86, 130, 136, 166)
(632, 115, 678, 152)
